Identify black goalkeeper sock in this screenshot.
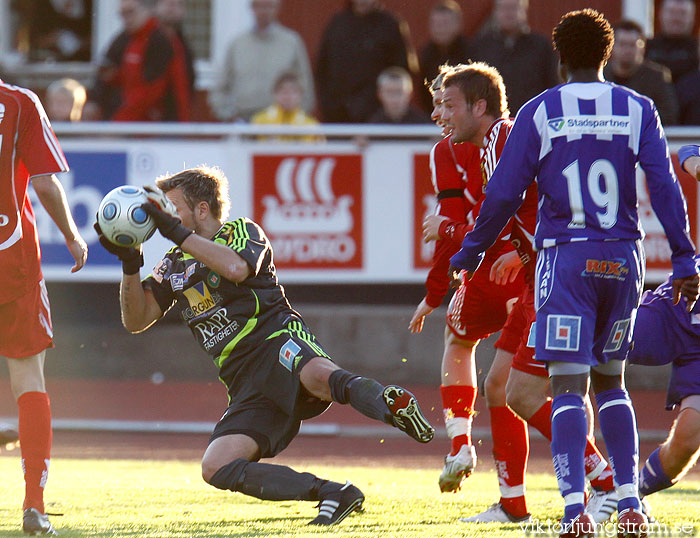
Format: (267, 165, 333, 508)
(208, 458, 327, 501)
(328, 369, 392, 425)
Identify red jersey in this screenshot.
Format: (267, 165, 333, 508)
(438, 118, 515, 261)
(0, 81, 68, 304)
(97, 17, 191, 121)
(424, 135, 481, 307)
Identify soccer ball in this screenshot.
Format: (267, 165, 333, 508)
(97, 186, 156, 248)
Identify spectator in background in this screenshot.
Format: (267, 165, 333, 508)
(16, 0, 93, 62)
(676, 39, 700, 125)
(646, 0, 698, 83)
(45, 78, 87, 122)
(417, 1, 471, 113)
(604, 20, 679, 125)
(316, 0, 418, 123)
(251, 72, 322, 142)
(156, 0, 196, 95)
(468, 0, 558, 115)
(90, 0, 191, 121)
(208, 0, 314, 122)
(369, 67, 430, 124)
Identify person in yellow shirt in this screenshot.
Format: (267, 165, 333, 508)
(252, 72, 323, 142)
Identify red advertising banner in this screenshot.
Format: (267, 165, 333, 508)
(253, 154, 363, 269)
(640, 154, 698, 273)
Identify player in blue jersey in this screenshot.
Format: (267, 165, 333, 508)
(95, 166, 435, 527)
(630, 145, 700, 512)
(447, 10, 699, 538)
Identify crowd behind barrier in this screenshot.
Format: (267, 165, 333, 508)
(3, 0, 700, 126)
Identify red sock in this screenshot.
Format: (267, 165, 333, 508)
(18, 391, 52, 513)
(527, 400, 552, 440)
(528, 400, 614, 491)
(586, 440, 615, 491)
(440, 385, 477, 455)
(490, 406, 529, 518)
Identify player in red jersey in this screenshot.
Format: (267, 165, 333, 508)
(439, 64, 617, 525)
(410, 64, 524, 493)
(0, 80, 87, 535)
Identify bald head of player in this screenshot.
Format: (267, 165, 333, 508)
(552, 9, 615, 84)
(440, 62, 509, 146)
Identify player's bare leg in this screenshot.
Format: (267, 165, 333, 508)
(6, 352, 56, 535)
(203, 433, 363, 526)
(640, 398, 700, 508)
(300, 357, 434, 443)
(439, 329, 478, 492)
(462, 349, 530, 523)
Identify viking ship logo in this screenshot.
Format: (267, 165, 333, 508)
(262, 157, 353, 234)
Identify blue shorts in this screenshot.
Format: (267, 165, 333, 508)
(534, 240, 644, 366)
(629, 295, 700, 410)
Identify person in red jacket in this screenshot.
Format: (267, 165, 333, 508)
(409, 64, 524, 494)
(91, 0, 191, 121)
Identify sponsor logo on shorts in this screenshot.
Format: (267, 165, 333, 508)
(582, 258, 629, 281)
(545, 315, 581, 352)
(603, 318, 631, 353)
(279, 339, 302, 372)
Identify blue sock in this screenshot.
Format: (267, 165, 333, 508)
(639, 447, 674, 496)
(596, 388, 640, 512)
(551, 393, 587, 522)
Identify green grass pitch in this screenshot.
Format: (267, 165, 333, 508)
(0, 458, 698, 537)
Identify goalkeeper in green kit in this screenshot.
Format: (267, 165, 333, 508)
(94, 165, 434, 526)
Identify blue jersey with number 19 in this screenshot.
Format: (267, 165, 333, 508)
(452, 81, 696, 279)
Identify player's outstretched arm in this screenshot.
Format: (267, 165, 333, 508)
(32, 173, 87, 272)
(142, 201, 251, 283)
(179, 233, 251, 283)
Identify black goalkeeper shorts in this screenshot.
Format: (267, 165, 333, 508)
(210, 319, 332, 458)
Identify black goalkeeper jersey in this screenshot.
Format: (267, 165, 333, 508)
(143, 218, 301, 389)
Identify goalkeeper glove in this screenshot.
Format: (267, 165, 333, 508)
(93, 222, 143, 275)
(141, 186, 193, 246)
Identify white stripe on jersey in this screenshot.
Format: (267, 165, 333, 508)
(41, 118, 69, 172)
(538, 83, 646, 159)
(627, 96, 643, 155)
(534, 102, 552, 160)
(480, 119, 508, 183)
(429, 143, 439, 194)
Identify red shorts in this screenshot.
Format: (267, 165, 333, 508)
(494, 285, 547, 377)
(0, 278, 53, 359)
(446, 255, 524, 342)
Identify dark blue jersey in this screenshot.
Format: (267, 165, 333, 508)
(452, 81, 696, 280)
